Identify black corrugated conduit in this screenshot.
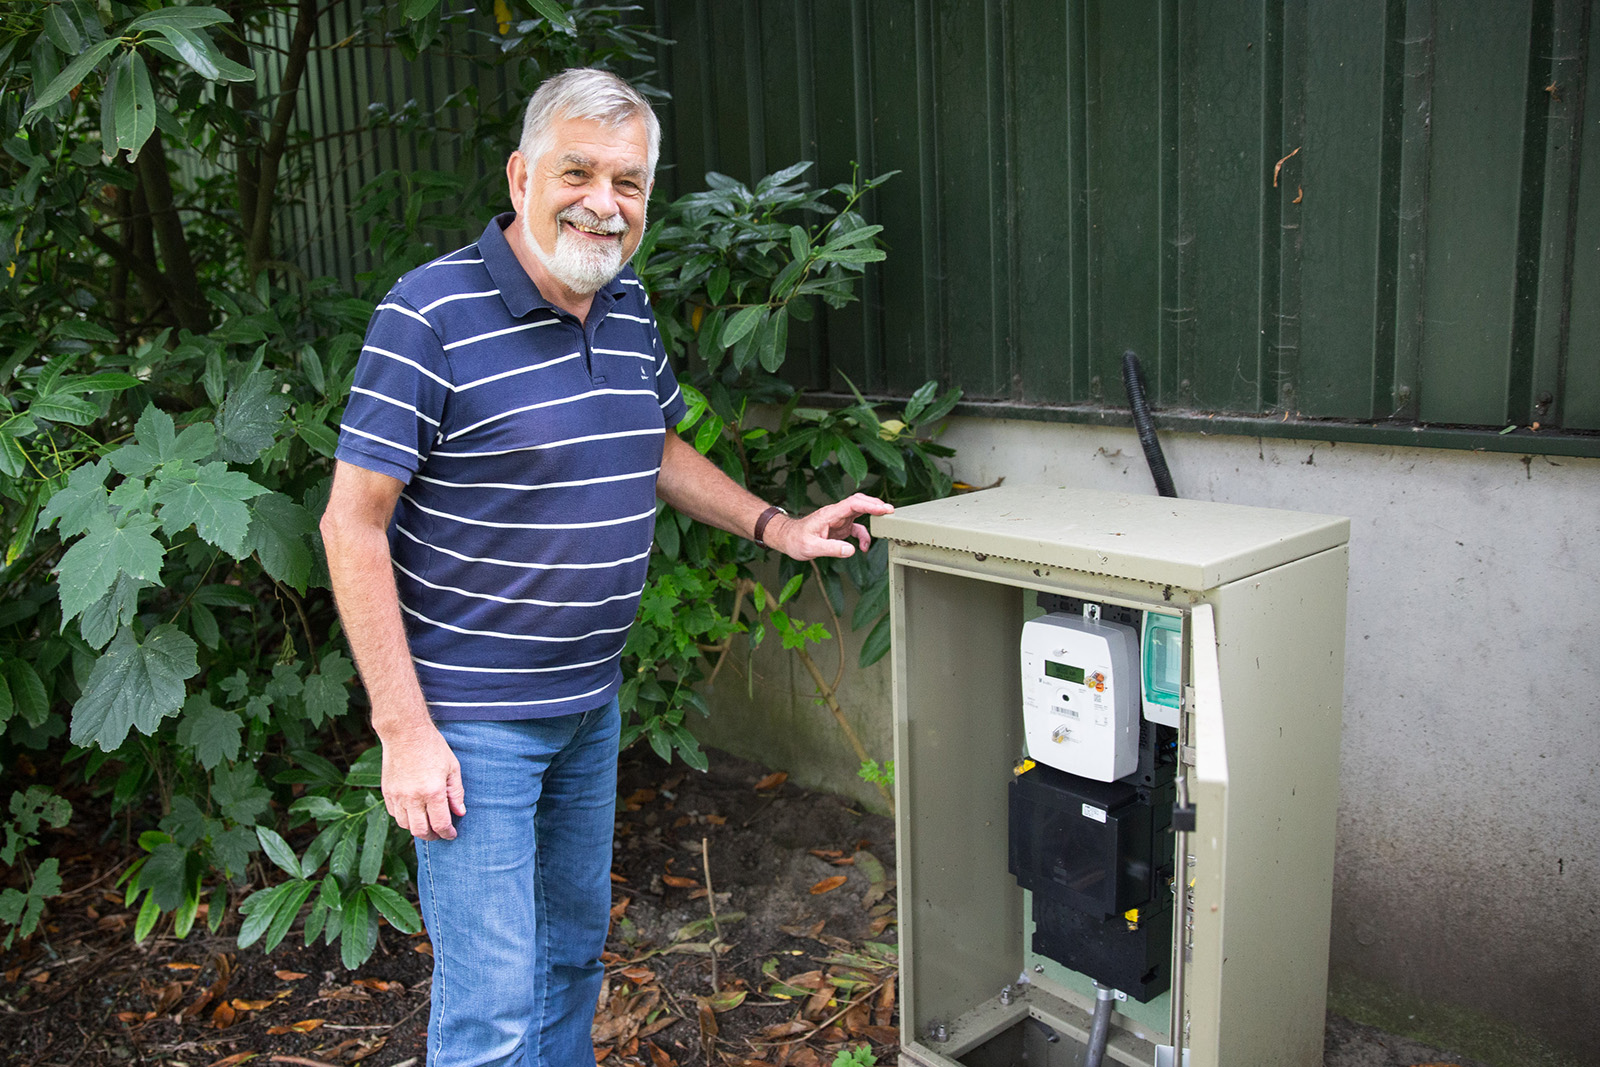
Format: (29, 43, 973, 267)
(1121, 350, 1178, 498)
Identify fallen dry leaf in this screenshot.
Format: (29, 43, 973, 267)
(165, 961, 202, 971)
(275, 970, 310, 981)
(610, 897, 631, 919)
(609, 872, 628, 884)
(414, 941, 434, 956)
(662, 874, 699, 889)
(114, 1012, 146, 1025)
(705, 814, 726, 825)
(27, 970, 50, 985)
(231, 998, 275, 1011)
(352, 978, 403, 993)
(207, 1054, 258, 1067)
(809, 876, 847, 895)
(619, 966, 655, 984)
(702, 989, 747, 1013)
(646, 1040, 676, 1067)
(149, 981, 184, 1014)
(753, 771, 788, 791)
(211, 1001, 236, 1029)
(291, 1018, 326, 1032)
(808, 849, 843, 860)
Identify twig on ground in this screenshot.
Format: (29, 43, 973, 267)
(701, 836, 721, 993)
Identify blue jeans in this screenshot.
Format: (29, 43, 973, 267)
(415, 699, 620, 1067)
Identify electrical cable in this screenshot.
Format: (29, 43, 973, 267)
(1122, 350, 1178, 498)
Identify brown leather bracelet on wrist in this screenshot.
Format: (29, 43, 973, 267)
(753, 505, 787, 547)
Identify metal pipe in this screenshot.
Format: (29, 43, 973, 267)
(1083, 983, 1118, 1067)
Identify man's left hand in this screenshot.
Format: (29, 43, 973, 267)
(766, 493, 894, 560)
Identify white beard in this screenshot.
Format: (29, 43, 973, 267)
(522, 197, 638, 296)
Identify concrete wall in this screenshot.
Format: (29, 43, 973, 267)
(692, 414, 1600, 1059)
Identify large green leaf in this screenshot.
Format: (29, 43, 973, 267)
(23, 37, 119, 119)
(78, 573, 150, 650)
(255, 826, 302, 879)
(244, 492, 315, 592)
(155, 25, 219, 80)
(43, 3, 83, 53)
(339, 887, 374, 969)
(216, 371, 289, 463)
(358, 803, 388, 884)
(151, 461, 265, 555)
(114, 52, 156, 159)
(56, 511, 165, 624)
(212, 763, 271, 826)
(174, 693, 242, 770)
(0, 430, 26, 479)
(138, 841, 191, 911)
(70, 624, 198, 750)
(3, 661, 48, 728)
(302, 652, 355, 727)
(109, 405, 216, 478)
(365, 883, 422, 935)
(124, 6, 232, 32)
(29, 394, 100, 426)
(39, 459, 113, 538)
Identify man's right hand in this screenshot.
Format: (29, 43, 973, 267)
(380, 723, 467, 841)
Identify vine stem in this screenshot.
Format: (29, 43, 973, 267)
(790, 644, 893, 816)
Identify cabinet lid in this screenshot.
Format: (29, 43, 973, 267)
(874, 485, 1349, 590)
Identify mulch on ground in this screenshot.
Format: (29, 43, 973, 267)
(0, 748, 898, 1067)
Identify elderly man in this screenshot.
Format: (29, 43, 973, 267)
(320, 68, 890, 1067)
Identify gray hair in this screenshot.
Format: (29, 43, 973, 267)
(518, 68, 660, 184)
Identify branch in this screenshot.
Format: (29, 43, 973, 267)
(791, 643, 893, 815)
(247, 0, 318, 275)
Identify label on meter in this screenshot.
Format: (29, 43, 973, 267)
(1020, 612, 1140, 782)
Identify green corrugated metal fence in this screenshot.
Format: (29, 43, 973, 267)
(649, 0, 1600, 454)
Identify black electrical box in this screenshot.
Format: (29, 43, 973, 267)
(1032, 895, 1172, 1001)
(1008, 763, 1171, 918)
(1008, 761, 1175, 1002)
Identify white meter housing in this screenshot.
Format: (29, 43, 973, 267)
(1021, 611, 1140, 782)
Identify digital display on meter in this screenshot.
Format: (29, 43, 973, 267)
(1044, 660, 1085, 685)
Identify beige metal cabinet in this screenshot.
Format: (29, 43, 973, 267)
(876, 486, 1349, 1067)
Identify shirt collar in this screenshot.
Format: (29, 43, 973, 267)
(479, 212, 629, 322)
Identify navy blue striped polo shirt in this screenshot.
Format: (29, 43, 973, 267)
(335, 213, 686, 720)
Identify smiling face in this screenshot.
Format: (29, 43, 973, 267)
(505, 114, 651, 319)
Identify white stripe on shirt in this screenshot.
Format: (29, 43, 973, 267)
(351, 387, 441, 427)
(444, 386, 660, 441)
(339, 424, 421, 459)
(399, 497, 656, 531)
(419, 289, 500, 314)
(401, 604, 634, 643)
(394, 562, 646, 609)
(442, 318, 557, 352)
(412, 467, 658, 492)
(361, 345, 453, 389)
(395, 525, 651, 570)
(429, 425, 664, 459)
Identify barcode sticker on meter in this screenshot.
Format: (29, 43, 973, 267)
(1081, 804, 1107, 823)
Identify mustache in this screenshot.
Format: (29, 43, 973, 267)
(557, 205, 627, 235)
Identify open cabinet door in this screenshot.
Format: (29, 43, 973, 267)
(1178, 604, 1227, 1067)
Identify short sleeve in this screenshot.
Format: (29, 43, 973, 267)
(650, 315, 687, 428)
(335, 295, 452, 483)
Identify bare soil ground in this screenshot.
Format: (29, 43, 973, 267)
(0, 747, 1486, 1067)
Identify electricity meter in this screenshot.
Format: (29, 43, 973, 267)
(1020, 611, 1139, 782)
